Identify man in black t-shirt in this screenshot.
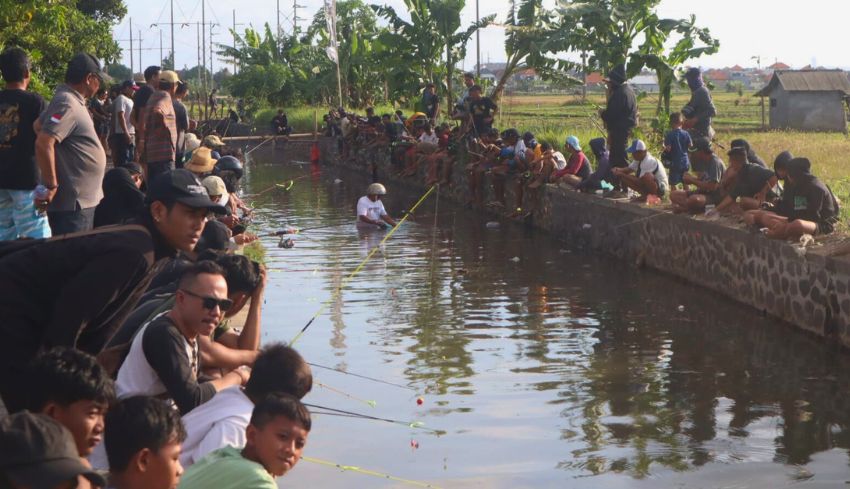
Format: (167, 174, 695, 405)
(130, 65, 161, 158)
(467, 85, 497, 136)
(421, 83, 440, 124)
(0, 47, 50, 240)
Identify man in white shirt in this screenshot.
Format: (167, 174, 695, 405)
(111, 80, 137, 167)
(179, 343, 312, 467)
(612, 139, 669, 202)
(356, 183, 397, 230)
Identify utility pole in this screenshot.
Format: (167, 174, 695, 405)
(276, 0, 281, 37)
(159, 30, 164, 66)
(138, 30, 143, 75)
(170, 0, 175, 69)
(475, 0, 480, 77)
(232, 10, 237, 74)
(129, 18, 134, 75)
(201, 0, 207, 121)
(293, 0, 300, 37)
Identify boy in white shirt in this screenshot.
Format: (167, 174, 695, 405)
(612, 139, 669, 203)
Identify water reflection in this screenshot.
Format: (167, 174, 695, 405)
(245, 152, 850, 487)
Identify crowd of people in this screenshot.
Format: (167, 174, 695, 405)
(324, 67, 841, 241)
(0, 48, 312, 489)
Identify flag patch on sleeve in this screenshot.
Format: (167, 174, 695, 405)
(49, 113, 63, 124)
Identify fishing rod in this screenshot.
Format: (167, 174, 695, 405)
(302, 456, 443, 489)
(315, 381, 377, 408)
(304, 403, 442, 434)
(245, 136, 275, 156)
(308, 362, 415, 391)
(289, 185, 437, 346)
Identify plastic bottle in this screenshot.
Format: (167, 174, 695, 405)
(34, 185, 49, 216)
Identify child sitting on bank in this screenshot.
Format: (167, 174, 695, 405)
(489, 128, 528, 208)
(661, 112, 692, 188)
(425, 124, 454, 186)
(466, 128, 502, 205)
(550, 136, 590, 189)
(177, 393, 311, 489)
(27, 347, 116, 458)
(511, 142, 561, 217)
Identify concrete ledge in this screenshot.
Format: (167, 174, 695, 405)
(314, 137, 850, 348)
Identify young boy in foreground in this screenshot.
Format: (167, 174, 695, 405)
(105, 396, 186, 489)
(177, 393, 311, 489)
(27, 347, 116, 458)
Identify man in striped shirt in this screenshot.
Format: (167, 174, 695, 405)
(142, 70, 179, 180)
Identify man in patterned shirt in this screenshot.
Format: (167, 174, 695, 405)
(142, 70, 179, 180)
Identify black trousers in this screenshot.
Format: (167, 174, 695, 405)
(608, 129, 630, 169)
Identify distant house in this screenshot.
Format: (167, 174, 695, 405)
(768, 61, 792, 71)
(755, 70, 850, 132)
(628, 74, 659, 93)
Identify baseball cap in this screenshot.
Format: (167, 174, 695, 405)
(196, 219, 231, 253)
(203, 134, 225, 148)
(626, 139, 647, 153)
(727, 140, 748, 156)
(66, 53, 112, 83)
(159, 70, 180, 84)
(147, 169, 226, 213)
(120, 80, 139, 91)
(689, 136, 713, 153)
(184, 133, 201, 153)
(202, 175, 227, 197)
(0, 412, 106, 488)
(565, 135, 581, 151)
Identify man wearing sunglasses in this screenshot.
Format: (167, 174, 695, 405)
(116, 261, 249, 415)
(35, 53, 111, 234)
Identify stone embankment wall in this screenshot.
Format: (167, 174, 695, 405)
(310, 137, 850, 348)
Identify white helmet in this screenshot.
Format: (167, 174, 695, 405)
(367, 183, 387, 195)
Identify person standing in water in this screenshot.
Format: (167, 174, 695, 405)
(356, 183, 397, 230)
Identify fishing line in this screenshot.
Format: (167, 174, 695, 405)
(270, 221, 352, 235)
(303, 403, 442, 434)
(308, 362, 414, 390)
(610, 209, 674, 230)
(315, 381, 377, 408)
(289, 185, 437, 345)
(302, 456, 443, 489)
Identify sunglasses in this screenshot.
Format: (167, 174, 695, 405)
(180, 289, 233, 312)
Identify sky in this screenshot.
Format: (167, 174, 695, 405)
(113, 0, 850, 73)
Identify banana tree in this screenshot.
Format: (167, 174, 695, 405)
(491, 0, 580, 102)
(373, 0, 493, 109)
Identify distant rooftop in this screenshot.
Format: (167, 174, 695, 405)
(756, 69, 850, 96)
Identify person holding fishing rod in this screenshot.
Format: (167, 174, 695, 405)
(356, 183, 397, 230)
(599, 64, 637, 192)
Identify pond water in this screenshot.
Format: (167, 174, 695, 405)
(245, 148, 850, 488)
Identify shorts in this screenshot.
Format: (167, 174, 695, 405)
(686, 190, 721, 205)
(816, 218, 838, 235)
(668, 169, 685, 187)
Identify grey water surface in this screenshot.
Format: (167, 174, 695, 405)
(245, 149, 850, 488)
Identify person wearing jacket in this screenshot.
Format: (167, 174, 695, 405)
(94, 163, 145, 227)
(599, 64, 637, 171)
(0, 169, 225, 412)
(743, 157, 839, 239)
(682, 68, 717, 140)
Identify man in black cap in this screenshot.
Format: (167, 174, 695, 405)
(0, 169, 225, 411)
(93, 163, 145, 227)
(35, 53, 111, 235)
(744, 157, 839, 239)
(599, 64, 637, 174)
(682, 67, 716, 139)
(0, 411, 106, 488)
(710, 142, 778, 215)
